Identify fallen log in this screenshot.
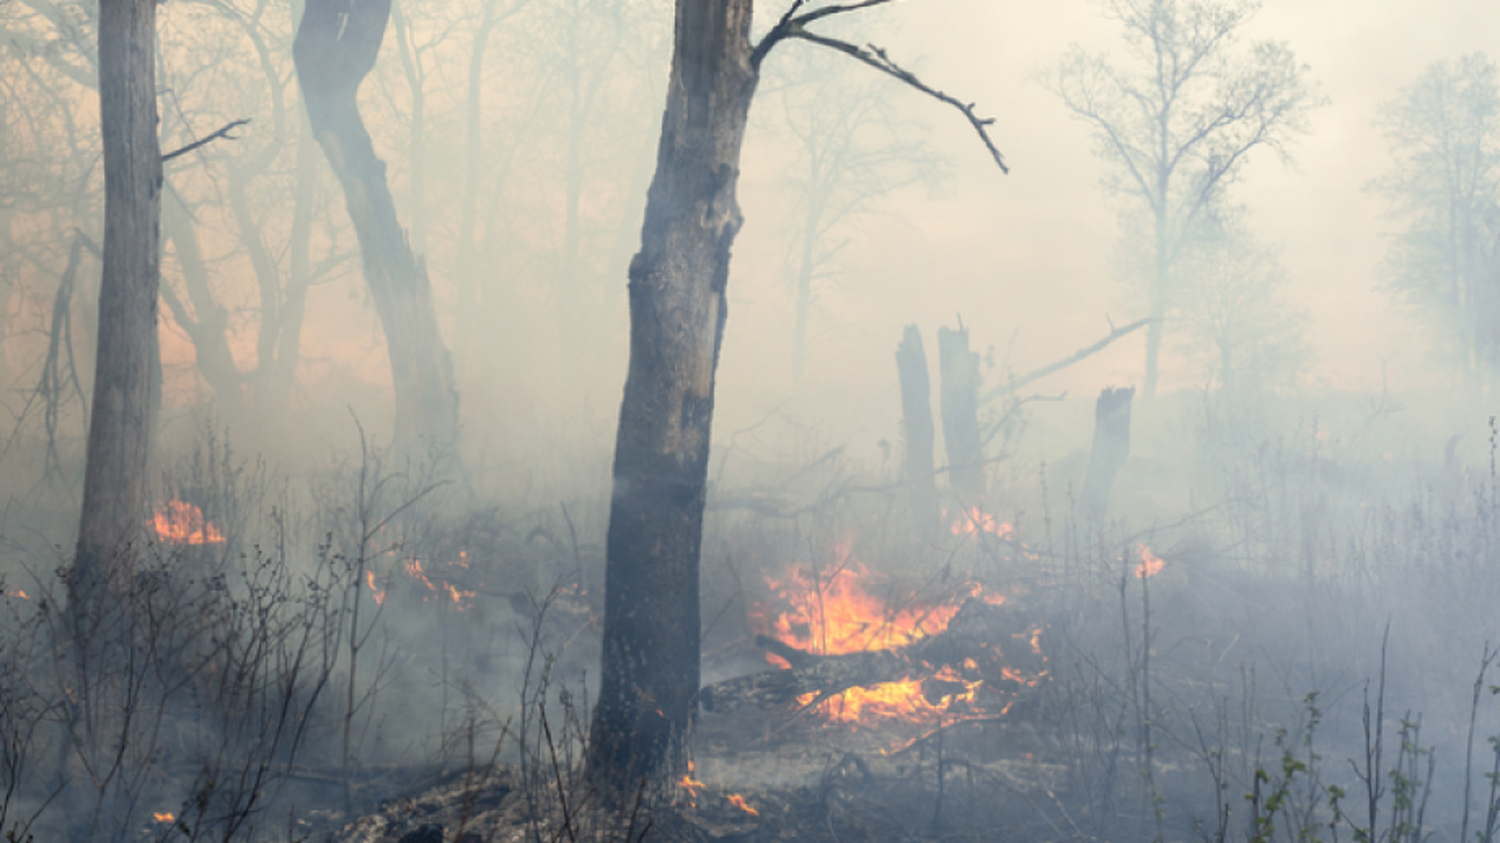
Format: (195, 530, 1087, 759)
(698, 597, 1046, 714)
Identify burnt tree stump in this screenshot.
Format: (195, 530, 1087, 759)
(938, 324, 985, 508)
(1077, 386, 1135, 521)
(896, 325, 939, 538)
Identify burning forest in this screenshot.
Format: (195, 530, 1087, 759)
(4, 0, 1500, 841)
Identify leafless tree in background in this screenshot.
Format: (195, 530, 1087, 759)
(294, 0, 459, 459)
(1373, 53, 1500, 388)
(1048, 0, 1316, 399)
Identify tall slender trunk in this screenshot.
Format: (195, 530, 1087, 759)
(790, 173, 823, 384)
(392, 0, 427, 255)
(1143, 203, 1169, 399)
(269, 105, 319, 401)
(162, 189, 242, 407)
(294, 0, 458, 457)
(587, 0, 758, 797)
(74, 0, 161, 616)
(454, 3, 498, 376)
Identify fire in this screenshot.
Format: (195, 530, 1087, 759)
(151, 500, 225, 545)
(401, 557, 475, 609)
(366, 571, 386, 606)
(153, 812, 175, 823)
(949, 506, 1015, 538)
(754, 554, 1032, 730)
(726, 793, 759, 816)
(5, 590, 26, 600)
(1134, 545, 1165, 579)
(677, 760, 706, 806)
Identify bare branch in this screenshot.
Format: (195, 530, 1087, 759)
(161, 118, 251, 162)
(786, 33, 1008, 173)
(979, 316, 1151, 405)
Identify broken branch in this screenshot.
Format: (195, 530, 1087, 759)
(162, 118, 251, 162)
(979, 316, 1150, 406)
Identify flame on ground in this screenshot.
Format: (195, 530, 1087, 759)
(366, 571, 386, 606)
(153, 812, 175, 823)
(677, 760, 705, 807)
(1135, 545, 1165, 579)
(753, 544, 1034, 731)
(151, 500, 225, 545)
(726, 793, 759, 816)
(949, 506, 1015, 538)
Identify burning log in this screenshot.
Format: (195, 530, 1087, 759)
(699, 597, 1046, 720)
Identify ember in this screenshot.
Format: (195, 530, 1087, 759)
(153, 812, 174, 823)
(151, 500, 225, 545)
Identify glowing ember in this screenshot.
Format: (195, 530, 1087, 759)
(5, 590, 27, 600)
(1134, 545, 1165, 579)
(151, 500, 225, 545)
(153, 812, 175, 823)
(726, 793, 760, 816)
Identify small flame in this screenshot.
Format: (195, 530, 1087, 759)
(949, 506, 1015, 538)
(366, 571, 386, 605)
(726, 793, 759, 816)
(153, 812, 175, 823)
(1134, 545, 1164, 579)
(5, 590, 27, 600)
(151, 500, 225, 545)
(677, 760, 705, 806)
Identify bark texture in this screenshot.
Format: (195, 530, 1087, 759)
(587, 0, 758, 796)
(895, 325, 938, 537)
(74, 0, 162, 615)
(293, 0, 458, 456)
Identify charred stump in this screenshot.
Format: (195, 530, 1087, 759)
(1077, 386, 1135, 521)
(896, 325, 939, 538)
(938, 324, 984, 508)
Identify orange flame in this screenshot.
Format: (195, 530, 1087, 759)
(677, 760, 705, 806)
(366, 571, 386, 606)
(153, 812, 175, 823)
(1134, 545, 1164, 579)
(151, 500, 225, 545)
(753, 552, 1033, 730)
(949, 506, 1015, 538)
(726, 793, 759, 816)
(5, 590, 27, 600)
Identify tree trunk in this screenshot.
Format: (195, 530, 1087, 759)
(1077, 386, 1135, 521)
(293, 0, 458, 457)
(74, 0, 161, 618)
(162, 190, 243, 408)
(587, 0, 757, 798)
(895, 325, 937, 538)
(938, 324, 984, 507)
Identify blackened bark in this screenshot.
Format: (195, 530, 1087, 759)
(74, 0, 162, 616)
(293, 0, 458, 456)
(938, 324, 984, 507)
(587, 0, 758, 798)
(1077, 386, 1135, 521)
(895, 325, 938, 537)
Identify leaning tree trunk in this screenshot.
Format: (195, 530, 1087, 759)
(293, 0, 458, 457)
(73, 0, 162, 622)
(586, 0, 758, 799)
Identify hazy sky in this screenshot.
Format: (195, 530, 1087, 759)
(709, 0, 1500, 434)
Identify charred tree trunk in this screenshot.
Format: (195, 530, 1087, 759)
(895, 325, 938, 537)
(1077, 386, 1135, 521)
(938, 324, 984, 507)
(586, 0, 758, 798)
(73, 0, 162, 619)
(293, 0, 458, 458)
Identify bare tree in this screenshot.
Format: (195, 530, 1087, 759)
(294, 0, 459, 458)
(1047, 0, 1316, 398)
(1372, 53, 1500, 384)
(586, 0, 1005, 799)
(73, 0, 162, 616)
